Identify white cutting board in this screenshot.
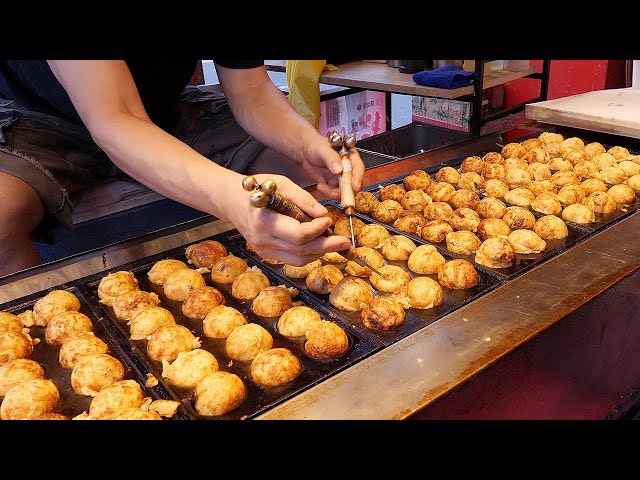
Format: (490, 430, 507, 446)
(525, 88, 640, 139)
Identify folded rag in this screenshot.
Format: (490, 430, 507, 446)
(412, 64, 474, 89)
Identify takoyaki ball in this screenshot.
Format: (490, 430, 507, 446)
(501, 142, 527, 159)
(113, 408, 162, 420)
(477, 196, 507, 219)
(474, 237, 516, 269)
(631, 156, 640, 166)
(580, 178, 608, 196)
(407, 244, 446, 275)
(334, 216, 365, 239)
(608, 184, 636, 205)
(583, 192, 618, 214)
(33, 289, 81, 327)
(400, 189, 432, 212)
(181, 286, 225, 320)
(505, 167, 532, 190)
(361, 296, 406, 331)
(548, 157, 573, 172)
(59, 332, 109, 369)
(530, 192, 562, 216)
(562, 149, 590, 165)
(194, 371, 246, 417)
(163, 268, 206, 302)
(521, 137, 543, 151)
(617, 160, 640, 178)
(584, 142, 606, 158)
(507, 229, 547, 254)
(372, 199, 404, 223)
(185, 240, 227, 269)
(354, 191, 380, 214)
(369, 265, 412, 292)
(378, 183, 407, 203)
(161, 348, 219, 389)
(225, 323, 273, 362)
(427, 181, 456, 202)
(626, 174, 640, 192)
(482, 179, 510, 199)
(112, 290, 161, 322)
(533, 215, 569, 240)
(527, 162, 552, 181)
(557, 184, 585, 207)
(345, 246, 385, 277)
(435, 166, 460, 185)
(380, 235, 417, 261)
(322, 251, 348, 263)
(306, 264, 345, 294)
(481, 163, 506, 181)
(561, 204, 595, 225)
(304, 321, 349, 362)
(449, 207, 480, 232)
(128, 306, 175, 341)
(460, 156, 486, 175)
(504, 188, 535, 207)
(437, 259, 479, 290)
(607, 145, 631, 161)
(0, 330, 34, 364)
(523, 147, 549, 164)
(560, 136, 585, 151)
(393, 211, 427, 235)
(252, 286, 295, 318)
(210, 254, 249, 284)
(403, 170, 433, 191)
(449, 188, 480, 210)
(0, 312, 23, 334)
(505, 157, 529, 172)
(406, 278, 443, 311)
(457, 172, 485, 193)
(445, 231, 481, 256)
(203, 305, 248, 339)
(596, 166, 627, 185)
(147, 259, 190, 286)
(420, 220, 454, 244)
(477, 218, 512, 241)
(277, 305, 323, 338)
(538, 131, 564, 145)
(71, 353, 125, 396)
(98, 271, 139, 307)
(251, 347, 302, 387)
(45, 311, 93, 347)
(483, 151, 505, 165)
(424, 201, 454, 222)
(87, 379, 145, 420)
(147, 324, 201, 363)
(503, 206, 536, 230)
(592, 152, 616, 170)
(329, 276, 374, 312)
(231, 266, 271, 301)
(0, 378, 59, 420)
(323, 205, 345, 226)
(36, 412, 69, 420)
(357, 223, 390, 249)
(530, 179, 558, 197)
(283, 259, 322, 279)
(0, 359, 45, 396)
(542, 142, 563, 158)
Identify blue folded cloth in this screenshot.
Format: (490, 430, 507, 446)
(412, 64, 474, 89)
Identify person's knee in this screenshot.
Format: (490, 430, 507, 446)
(0, 173, 44, 239)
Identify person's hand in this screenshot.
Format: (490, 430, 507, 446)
(222, 173, 353, 266)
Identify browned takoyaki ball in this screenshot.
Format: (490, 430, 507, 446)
(538, 131, 564, 145)
(203, 305, 248, 339)
(474, 237, 516, 269)
(163, 268, 206, 302)
(507, 229, 547, 254)
(560, 136, 585, 152)
(527, 162, 552, 182)
(304, 321, 349, 362)
(584, 142, 606, 158)
(420, 220, 454, 243)
(345, 247, 385, 277)
(505, 168, 532, 190)
(0, 312, 22, 334)
(407, 244, 446, 275)
(445, 231, 482, 256)
(551, 171, 581, 189)
(562, 149, 590, 166)
(448, 208, 480, 232)
(592, 152, 616, 170)
(185, 240, 228, 270)
(502, 206, 536, 230)
(400, 189, 432, 212)
(457, 172, 485, 193)
(128, 306, 176, 341)
(596, 166, 628, 186)
(505, 157, 529, 172)
(617, 161, 640, 178)
(283, 259, 323, 279)
(334, 216, 365, 239)
(523, 147, 549, 164)
(369, 265, 412, 293)
(581, 178, 608, 197)
(361, 296, 406, 331)
(530, 180, 558, 197)
(501, 142, 527, 159)
(329, 276, 375, 312)
(147, 324, 201, 362)
(403, 170, 433, 191)
(438, 259, 479, 290)
(277, 305, 323, 338)
(45, 310, 93, 347)
(520, 137, 543, 151)
(607, 145, 631, 161)
(404, 277, 444, 309)
(476, 196, 507, 219)
(305, 264, 345, 294)
(561, 204, 595, 225)
(322, 251, 348, 263)
(0, 330, 34, 364)
(460, 156, 486, 174)
(354, 191, 380, 214)
(59, 331, 110, 368)
(231, 267, 271, 301)
(0, 359, 45, 397)
(323, 205, 345, 226)
(147, 259, 190, 286)
(424, 201, 454, 222)
(1, 378, 60, 420)
(193, 371, 246, 417)
(504, 188, 535, 207)
(113, 408, 163, 420)
(372, 199, 404, 223)
(112, 290, 161, 322)
(33, 289, 81, 327)
(627, 174, 640, 192)
(161, 348, 219, 390)
(181, 286, 225, 320)
(481, 163, 506, 181)
(583, 191, 617, 214)
(252, 286, 294, 318)
(483, 151, 505, 165)
(435, 166, 460, 185)
(210, 254, 249, 284)
(357, 223, 390, 249)
(71, 353, 125, 397)
(556, 184, 585, 207)
(225, 323, 273, 362)
(607, 184, 636, 205)
(477, 218, 512, 241)
(530, 192, 563, 216)
(427, 182, 456, 202)
(393, 211, 427, 235)
(533, 215, 569, 240)
(378, 183, 407, 203)
(98, 271, 139, 307)
(251, 348, 302, 387)
(86, 379, 145, 420)
(482, 179, 510, 199)
(449, 188, 480, 210)
(380, 235, 417, 261)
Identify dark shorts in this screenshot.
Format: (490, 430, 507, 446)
(0, 85, 270, 244)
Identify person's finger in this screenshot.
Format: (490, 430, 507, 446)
(349, 150, 366, 193)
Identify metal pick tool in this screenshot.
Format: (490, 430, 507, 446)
(329, 131, 357, 248)
(242, 176, 388, 278)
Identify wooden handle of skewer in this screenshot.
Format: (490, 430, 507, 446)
(339, 154, 355, 216)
